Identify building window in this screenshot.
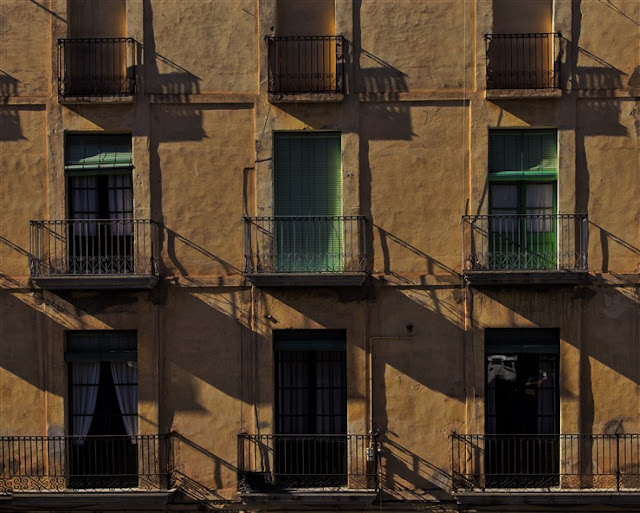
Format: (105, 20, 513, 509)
(485, 328, 559, 488)
(274, 330, 347, 487)
(488, 129, 557, 269)
(267, 0, 342, 94)
(273, 132, 343, 272)
(66, 331, 138, 488)
(65, 134, 134, 274)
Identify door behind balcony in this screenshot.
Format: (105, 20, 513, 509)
(274, 330, 347, 489)
(485, 329, 559, 489)
(274, 132, 342, 272)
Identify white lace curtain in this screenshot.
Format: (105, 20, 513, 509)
(111, 361, 138, 442)
(71, 362, 101, 442)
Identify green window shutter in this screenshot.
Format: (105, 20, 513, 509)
(522, 130, 557, 172)
(65, 134, 132, 175)
(489, 130, 557, 179)
(274, 132, 341, 216)
(273, 132, 343, 272)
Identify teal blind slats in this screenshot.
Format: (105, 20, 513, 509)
(489, 130, 557, 176)
(274, 132, 342, 216)
(65, 134, 132, 173)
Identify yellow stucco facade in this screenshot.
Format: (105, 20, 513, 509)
(0, 0, 638, 512)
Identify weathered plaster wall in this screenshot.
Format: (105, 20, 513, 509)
(363, 102, 468, 275)
(152, 105, 254, 277)
(0, 108, 48, 277)
(358, 1, 474, 92)
(145, 0, 258, 95)
(0, 0, 51, 97)
(0, 0, 638, 508)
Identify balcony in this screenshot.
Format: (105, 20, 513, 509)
(485, 33, 561, 99)
(243, 216, 367, 286)
(0, 435, 173, 508)
(29, 219, 160, 290)
(462, 214, 588, 285)
(237, 434, 379, 505)
(452, 434, 640, 505)
(266, 35, 345, 102)
(58, 38, 136, 102)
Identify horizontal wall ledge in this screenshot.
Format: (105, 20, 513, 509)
(148, 93, 257, 104)
(485, 88, 562, 100)
(358, 90, 469, 102)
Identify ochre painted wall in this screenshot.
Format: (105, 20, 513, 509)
(0, 0, 638, 508)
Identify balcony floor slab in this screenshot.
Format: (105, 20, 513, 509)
(455, 491, 640, 507)
(464, 270, 588, 286)
(240, 490, 378, 506)
(31, 275, 159, 290)
(0, 490, 174, 511)
(245, 272, 366, 287)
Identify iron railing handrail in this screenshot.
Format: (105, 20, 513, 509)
(485, 32, 561, 90)
(243, 215, 367, 274)
(0, 434, 173, 494)
(266, 35, 345, 94)
(452, 433, 640, 492)
(58, 37, 136, 43)
(29, 218, 160, 278)
(237, 433, 379, 492)
(485, 32, 562, 38)
(461, 213, 588, 272)
(58, 37, 136, 97)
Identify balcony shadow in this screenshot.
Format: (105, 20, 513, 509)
(26, 0, 66, 22)
(171, 431, 237, 503)
(590, 221, 640, 274)
(163, 227, 241, 280)
(378, 437, 454, 502)
(0, 71, 25, 141)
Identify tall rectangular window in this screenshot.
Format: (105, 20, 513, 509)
(485, 328, 559, 488)
(66, 331, 138, 488)
(273, 132, 343, 272)
(65, 134, 134, 274)
(488, 130, 557, 270)
(274, 330, 347, 487)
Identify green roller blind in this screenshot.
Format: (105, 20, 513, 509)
(65, 134, 132, 175)
(489, 130, 557, 179)
(274, 132, 342, 215)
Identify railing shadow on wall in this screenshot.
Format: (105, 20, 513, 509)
(170, 431, 237, 503)
(380, 437, 454, 501)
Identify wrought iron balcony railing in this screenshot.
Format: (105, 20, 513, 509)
(485, 33, 561, 90)
(267, 35, 345, 94)
(30, 219, 159, 279)
(244, 216, 366, 274)
(58, 38, 136, 98)
(462, 214, 588, 272)
(452, 434, 640, 492)
(0, 435, 172, 493)
(238, 434, 378, 493)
